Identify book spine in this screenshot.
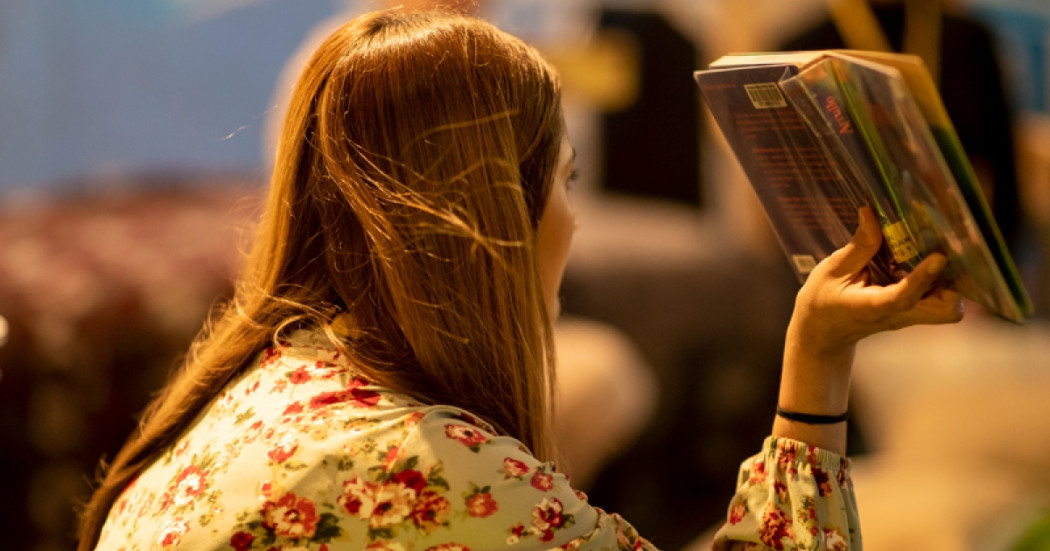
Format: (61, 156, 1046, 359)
(787, 60, 925, 276)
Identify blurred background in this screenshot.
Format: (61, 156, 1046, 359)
(2, 0, 1050, 549)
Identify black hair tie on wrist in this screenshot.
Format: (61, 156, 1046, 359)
(776, 406, 849, 425)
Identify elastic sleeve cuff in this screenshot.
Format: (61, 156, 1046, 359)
(762, 435, 851, 473)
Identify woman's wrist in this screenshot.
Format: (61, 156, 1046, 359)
(772, 414, 848, 456)
(774, 328, 856, 456)
(778, 336, 854, 415)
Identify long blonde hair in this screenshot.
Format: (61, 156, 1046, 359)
(77, 10, 563, 549)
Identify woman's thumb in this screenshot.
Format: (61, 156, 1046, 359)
(823, 207, 883, 277)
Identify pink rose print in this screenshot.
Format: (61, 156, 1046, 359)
(508, 523, 527, 545)
(776, 443, 800, 480)
(370, 482, 417, 528)
(267, 436, 299, 464)
(411, 490, 452, 533)
(531, 497, 566, 542)
(776, 441, 798, 465)
(455, 411, 483, 426)
(339, 477, 417, 529)
(405, 411, 425, 427)
(813, 467, 832, 497)
(116, 494, 130, 516)
(728, 498, 747, 525)
(382, 446, 401, 469)
(444, 424, 489, 450)
(261, 491, 320, 539)
(773, 480, 788, 503)
(230, 531, 254, 551)
(339, 477, 378, 516)
(758, 506, 793, 550)
(309, 387, 381, 410)
(288, 365, 312, 384)
(806, 447, 820, 466)
(314, 359, 345, 379)
(466, 492, 498, 518)
(561, 539, 587, 551)
(260, 346, 283, 368)
(157, 518, 189, 547)
(748, 460, 768, 485)
(502, 457, 530, 479)
(614, 528, 643, 551)
(161, 465, 208, 510)
(530, 471, 554, 492)
(391, 469, 427, 495)
(823, 528, 848, 551)
(804, 448, 834, 497)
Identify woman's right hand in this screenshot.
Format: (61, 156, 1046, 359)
(774, 206, 964, 454)
(790, 206, 964, 362)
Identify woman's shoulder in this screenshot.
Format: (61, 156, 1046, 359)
(98, 326, 657, 550)
(97, 329, 493, 546)
(174, 326, 535, 485)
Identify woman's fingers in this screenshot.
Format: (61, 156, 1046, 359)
(794, 206, 965, 353)
(820, 207, 883, 279)
(856, 253, 963, 327)
(874, 253, 946, 309)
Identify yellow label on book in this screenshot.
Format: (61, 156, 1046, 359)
(883, 221, 920, 263)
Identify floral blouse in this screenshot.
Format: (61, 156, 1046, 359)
(95, 328, 860, 550)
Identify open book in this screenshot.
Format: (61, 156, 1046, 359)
(695, 50, 1032, 323)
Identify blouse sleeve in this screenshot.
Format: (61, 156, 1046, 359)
(711, 437, 860, 551)
(388, 406, 658, 551)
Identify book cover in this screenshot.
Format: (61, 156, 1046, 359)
(782, 57, 926, 280)
(695, 61, 858, 278)
(695, 50, 1032, 322)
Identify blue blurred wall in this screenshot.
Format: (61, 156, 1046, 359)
(0, 0, 337, 192)
(2, 0, 1047, 194)
(964, 0, 1050, 114)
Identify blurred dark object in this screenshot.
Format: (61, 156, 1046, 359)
(597, 9, 703, 207)
(781, 2, 1023, 254)
(558, 198, 800, 549)
(0, 172, 261, 550)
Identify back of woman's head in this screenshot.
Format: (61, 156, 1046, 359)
(260, 9, 564, 446)
(77, 10, 563, 550)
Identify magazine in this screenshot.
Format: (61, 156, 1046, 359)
(695, 50, 1032, 323)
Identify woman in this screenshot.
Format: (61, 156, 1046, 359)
(77, 9, 962, 550)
